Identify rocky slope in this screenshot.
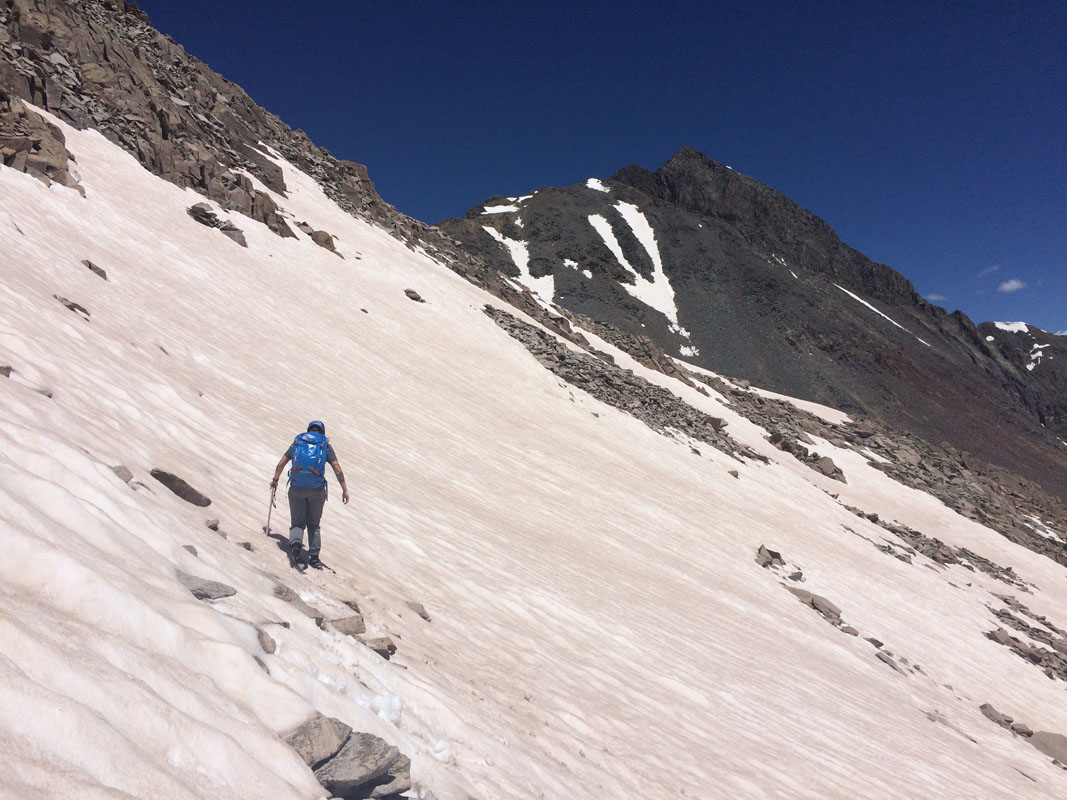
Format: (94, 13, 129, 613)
(438, 149, 1067, 502)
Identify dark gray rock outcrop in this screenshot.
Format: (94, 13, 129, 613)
(314, 732, 410, 799)
(150, 469, 211, 506)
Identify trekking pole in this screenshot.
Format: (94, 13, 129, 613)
(265, 484, 276, 536)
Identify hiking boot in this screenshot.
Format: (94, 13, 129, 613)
(308, 556, 325, 570)
(289, 542, 303, 563)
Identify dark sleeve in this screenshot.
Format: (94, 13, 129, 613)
(281, 445, 292, 460)
(327, 444, 338, 464)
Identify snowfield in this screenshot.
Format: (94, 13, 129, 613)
(3, 109, 1067, 799)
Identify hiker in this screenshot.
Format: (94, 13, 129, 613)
(270, 420, 349, 570)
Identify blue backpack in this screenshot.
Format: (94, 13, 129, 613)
(289, 431, 329, 489)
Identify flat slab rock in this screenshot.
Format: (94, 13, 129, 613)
(176, 570, 236, 601)
(314, 731, 410, 797)
(150, 469, 211, 506)
(286, 712, 353, 768)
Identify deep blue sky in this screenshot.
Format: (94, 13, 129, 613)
(139, 1, 1065, 332)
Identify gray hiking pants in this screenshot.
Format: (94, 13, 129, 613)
(288, 485, 326, 557)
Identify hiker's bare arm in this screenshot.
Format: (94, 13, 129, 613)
(270, 454, 290, 487)
(330, 460, 350, 504)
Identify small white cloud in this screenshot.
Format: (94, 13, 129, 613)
(997, 279, 1026, 293)
(979, 265, 1000, 277)
(927, 293, 947, 301)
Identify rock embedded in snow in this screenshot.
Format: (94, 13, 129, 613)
(755, 545, 785, 569)
(1029, 732, 1067, 763)
(359, 636, 397, 660)
(218, 221, 248, 247)
(150, 469, 211, 506)
(404, 289, 425, 303)
(0, 365, 10, 378)
(110, 464, 133, 483)
(81, 258, 107, 280)
(182, 545, 197, 557)
(255, 627, 277, 655)
(404, 601, 431, 621)
(310, 229, 337, 252)
(313, 731, 409, 797)
(329, 615, 367, 637)
(272, 582, 325, 624)
(176, 569, 236, 601)
(53, 294, 90, 319)
(285, 712, 353, 768)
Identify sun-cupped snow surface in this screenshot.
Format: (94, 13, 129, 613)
(588, 203, 692, 344)
(834, 283, 932, 347)
(482, 224, 554, 302)
(3, 107, 1067, 799)
(994, 321, 1030, 334)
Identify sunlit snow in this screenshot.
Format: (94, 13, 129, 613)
(2, 107, 1067, 800)
(834, 284, 932, 347)
(585, 178, 609, 192)
(994, 322, 1029, 334)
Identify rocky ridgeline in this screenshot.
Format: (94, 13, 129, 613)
(484, 305, 772, 462)
(0, 0, 418, 239)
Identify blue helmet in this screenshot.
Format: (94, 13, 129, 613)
(307, 420, 325, 434)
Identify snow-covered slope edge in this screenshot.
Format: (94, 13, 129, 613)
(3, 111, 1067, 799)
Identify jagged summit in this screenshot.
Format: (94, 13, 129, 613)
(439, 147, 1067, 501)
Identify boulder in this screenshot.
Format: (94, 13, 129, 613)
(110, 464, 134, 483)
(330, 615, 367, 637)
(81, 259, 108, 280)
(787, 587, 841, 621)
(359, 636, 397, 660)
(285, 712, 352, 768)
(219, 222, 247, 247)
(150, 469, 211, 506)
(176, 570, 236, 601)
(313, 732, 404, 796)
(310, 229, 336, 251)
(756, 545, 784, 568)
(404, 601, 431, 622)
(272, 582, 324, 624)
(979, 703, 1012, 728)
(255, 627, 276, 655)
(404, 289, 425, 303)
(54, 295, 90, 318)
(1030, 731, 1067, 763)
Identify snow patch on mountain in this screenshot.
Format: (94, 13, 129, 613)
(834, 284, 932, 347)
(585, 178, 609, 192)
(483, 225, 554, 301)
(1027, 344, 1051, 371)
(482, 204, 519, 214)
(994, 322, 1030, 334)
(588, 204, 691, 341)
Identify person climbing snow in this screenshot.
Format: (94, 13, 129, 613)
(270, 420, 349, 570)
